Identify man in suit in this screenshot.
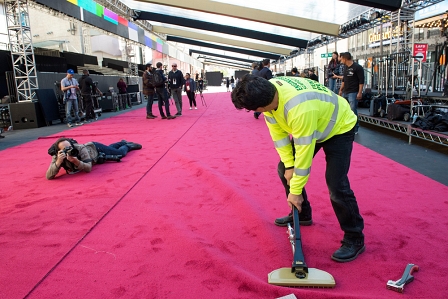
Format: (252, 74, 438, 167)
(258, 59, 273, 80)
(254, 59, 273, 119)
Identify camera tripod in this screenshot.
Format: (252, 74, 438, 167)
(195, 89, 207, 107)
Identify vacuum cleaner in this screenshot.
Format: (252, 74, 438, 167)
(268, 206, 335, 287)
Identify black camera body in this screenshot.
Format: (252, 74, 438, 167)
(62, 146, 78, 157)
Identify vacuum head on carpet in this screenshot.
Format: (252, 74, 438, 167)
(386, 263, 419, 293)
(268, 206, 335, 288)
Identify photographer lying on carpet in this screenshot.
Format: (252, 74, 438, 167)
(46, 137, 142, 180)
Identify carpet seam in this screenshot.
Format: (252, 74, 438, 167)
(23, 98, 215, 299)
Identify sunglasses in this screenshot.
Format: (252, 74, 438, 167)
(172, 65, 177, 67)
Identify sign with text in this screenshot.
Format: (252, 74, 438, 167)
(320, 53, 332, 58)
(413, 43, 428, 62)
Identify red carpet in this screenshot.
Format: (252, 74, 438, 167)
(1, 93, 447, 299)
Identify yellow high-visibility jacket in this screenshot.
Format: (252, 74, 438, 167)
(264, 77, 357, 195)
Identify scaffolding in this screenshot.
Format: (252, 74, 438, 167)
(4, 0, 39, 102)
(125, 41, 139, 85)
(81, 25, 91, 55)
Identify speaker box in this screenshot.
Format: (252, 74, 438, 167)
(9, 102, 46, 130)
(36, 89, 62, 125)
(99, 95, 116, 111)
(129, 92, 142, 105)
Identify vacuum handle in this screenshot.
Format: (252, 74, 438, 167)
(292, 205, 301, 240)
(291, 205, 308, 273)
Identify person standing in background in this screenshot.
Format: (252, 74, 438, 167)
(252, 61, 262, 119)
(117, 78, 130, 109)
(60, 69, 83, 128)
(230, 76, 235, 90)
(308, 69, 318, 81)
(226, 77, 230, 92)
(332, 54, 347, 98)
(143, 63, 157, 119)
(254, 59, 273, 119)
(79, 69, 101, 123)
(258, 59, 273, 80)
(168, 63, 185, 117)
(184, 73, 197, 110)
(198, 77, 204, 93)
(291, 67, 299, 77)
(327, 52, 340, 94)
(339, 52, 364, 135)
(155, 62, 176, 119)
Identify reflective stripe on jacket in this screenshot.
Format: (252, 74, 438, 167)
(264, 77, 357, 195)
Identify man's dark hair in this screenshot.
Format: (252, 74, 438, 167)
(340, 52, 352, 60)
(156, 62, 163, 68)
(82, 69, 89, 75)
(262, 59, 270, 66)
(292, 67, 298, 73)
(231, 74, 276, 111)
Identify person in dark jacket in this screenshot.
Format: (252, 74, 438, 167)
(79, 69, 102, 122)
(168, 63, 185, 116)
(252, 62, 262, 119)
(184, 73, 197, 109)
(308, 69, 318, 81)
(258, 59, 273, 80)
(155, 62, 175, 119)
(291, 67, 299, 77)
(254, 59, 273, 119)
(117, 78, 130, 109)
(143, 63, 157, 119)
(327, 52, 340, 94)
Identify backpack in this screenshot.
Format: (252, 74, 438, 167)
(153, 70, 164, 87)
(146, 71, 155, 88)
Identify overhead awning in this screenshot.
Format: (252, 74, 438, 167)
(119, 0, 412, 68)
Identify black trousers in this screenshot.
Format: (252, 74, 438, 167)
(277, 128, 364, 244)
(82, 94, 95, 120)
(155, 87, 171, 117)
(187, 91, 196, 107)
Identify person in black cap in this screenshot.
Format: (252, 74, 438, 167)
(60, 69, 83, 127)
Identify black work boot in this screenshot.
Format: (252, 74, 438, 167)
(126, 142, 142, 151)
(331, 240, 365, 263)
(274, 205, 312, 227)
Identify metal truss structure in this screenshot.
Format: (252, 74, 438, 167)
(359, 96, 448, 147)
(125, 41, 139, 85)
(409, 127, 448, 146)
(359, 114, 409, 134)
(305, 0, 444, 52)
(4, 0, 39, 102)
(82, 25, 91, 55)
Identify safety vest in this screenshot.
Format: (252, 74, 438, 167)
(264, 77, 357, 195)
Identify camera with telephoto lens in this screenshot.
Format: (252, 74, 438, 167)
(62, 146, 78, 157)
(96, 152, 122, 164)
